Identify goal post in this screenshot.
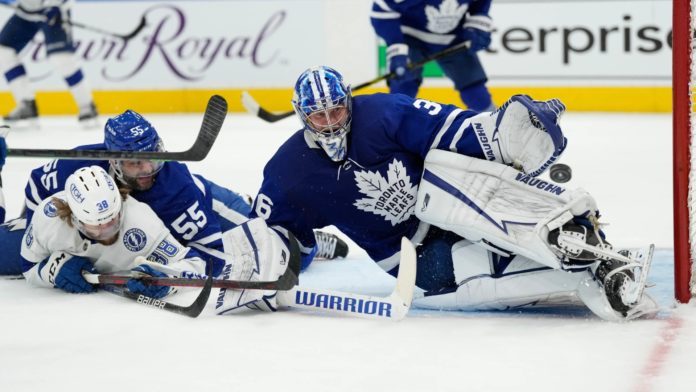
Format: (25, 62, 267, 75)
(673, 0, 695, 303)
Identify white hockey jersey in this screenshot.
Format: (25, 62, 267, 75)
(21, 192, 206, 288)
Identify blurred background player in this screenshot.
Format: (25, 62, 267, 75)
(0, 125, 6, 223)
(0, 0, 98, 127)
(371, 0, 495, 111)
(0, 110, 347, 276)
(21, 165, 206, 298)
(249, 66, 655, 321)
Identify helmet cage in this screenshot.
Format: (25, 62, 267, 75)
(292, 66, 353, 161)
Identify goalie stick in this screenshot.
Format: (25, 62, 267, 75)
(0, 3, 146, 42)
(6, 95, 227, 161)
(99, 275, 213, 318)
(275, 237, 417, 321)
(241, 41, 472, 123)
(83, 232, 301, 291)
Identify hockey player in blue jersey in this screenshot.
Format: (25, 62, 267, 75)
(0, 0, 98, 126)
(0, 126, 6, 223)
(250, 66, 657, 321)
(371, 0, 495, 111)
(0, 110, 347, 276)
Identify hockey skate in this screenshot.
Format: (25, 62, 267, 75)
(78, 102, 99, 129)
(594, 246, 657, 319)
(550, 223, 657, 319)
(2, 99, 38, 128)
(314, 230, 349, 260)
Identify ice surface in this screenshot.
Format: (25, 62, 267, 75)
(1, 112, 694, 392)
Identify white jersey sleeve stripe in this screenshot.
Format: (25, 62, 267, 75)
(370, 11, 401, 19)
(191, 173, 207, 196)
(192, 231, 223, 246)
(448, 117, 471, 152)
(212, 199, 248, 225)
(373, 0, 395, 12)
(26, 178, 41, 211)
(430, 109, 463, 150)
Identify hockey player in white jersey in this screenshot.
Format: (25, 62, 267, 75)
(21, 165, 294, 314)
(251, 66, 657, 321)
(0, 0, 98, 126)
(21, 165, 206, 297)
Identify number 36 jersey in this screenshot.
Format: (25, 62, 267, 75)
(251, 93, 488, 273)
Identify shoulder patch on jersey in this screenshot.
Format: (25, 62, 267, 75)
(123, 228, 147, 252)
(25, 224, 34, 247)
(43, 201, 58, 218)
(156, 239, 179, 257)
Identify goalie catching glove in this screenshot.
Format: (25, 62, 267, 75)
(469, 94, 567, 177)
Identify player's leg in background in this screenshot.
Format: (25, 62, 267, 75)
(42, 11, 98, 127)
(0, 218, 27, 276)
(0, 15, 40, 123)
(437, 51, 495, 111)
(386, 36, 426, 98)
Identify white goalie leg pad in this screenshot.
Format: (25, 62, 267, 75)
(416, 149, 598, 269)
(413, 241, 591, 310)
(214, 218, 290, 315)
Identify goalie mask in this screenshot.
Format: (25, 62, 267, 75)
(292, 66, 352, 162)
(65, 166, 123, 242)
(104, 110, 165, 191)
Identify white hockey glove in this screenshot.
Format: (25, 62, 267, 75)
(469, 94, 567, 177)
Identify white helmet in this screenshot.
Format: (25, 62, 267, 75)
(65, 166, 123, 240)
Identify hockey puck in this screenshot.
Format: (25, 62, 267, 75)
(549, 163, 572, 183)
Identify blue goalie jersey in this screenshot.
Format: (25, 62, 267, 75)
(251, 93, 487, 274)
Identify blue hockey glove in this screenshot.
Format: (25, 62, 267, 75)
(460, 15, 493, 52)
(49, 254, 97, 294)
(127, 264, 171, 299)
(386, 44, 417, 82)
(43, 7, 62, 26)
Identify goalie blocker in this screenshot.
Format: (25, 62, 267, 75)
(413, 149, 657, 321)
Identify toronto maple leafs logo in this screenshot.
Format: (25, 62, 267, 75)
(425, 0, 469, 34)
(353, 159, 418, 226)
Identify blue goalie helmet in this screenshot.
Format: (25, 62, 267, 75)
(292, 66, 352, 162)
(104, 110, 165, 190)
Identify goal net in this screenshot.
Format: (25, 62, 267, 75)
(673, 0, 696, 303)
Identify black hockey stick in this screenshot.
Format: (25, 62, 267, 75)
(0, 3, 146, 42)
(6, 95, 227, 161)
(241, 41, 472, 123)
(84, 232, 301, 291)
(99, 275, 213, 318)
(69, 16, 147, 42)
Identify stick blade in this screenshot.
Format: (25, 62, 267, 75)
(241, 91, 261, 116)
(389, 237, 417, 319)
(184, 94, 227, 161)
